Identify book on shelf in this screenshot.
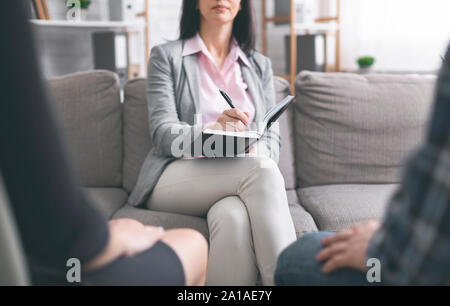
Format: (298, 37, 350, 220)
(31, 0, 50, 20)
(41, 0, 50, 19)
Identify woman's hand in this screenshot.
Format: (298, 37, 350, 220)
(84, 219, 165, 271)
(109, 219, 165, 257)
(208, 109, 250, 132)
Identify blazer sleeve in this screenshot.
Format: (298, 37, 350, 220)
(256, 56, 282, 163)
(146, 45, 203, 158)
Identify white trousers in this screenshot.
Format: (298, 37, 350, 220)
(146, 156, 296, 285)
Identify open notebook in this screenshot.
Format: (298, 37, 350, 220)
(194, 95, 295, 157)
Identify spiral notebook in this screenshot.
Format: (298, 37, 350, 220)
(194, 95, 296, 157)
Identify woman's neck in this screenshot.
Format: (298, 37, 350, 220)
(198, 21, 233, 59)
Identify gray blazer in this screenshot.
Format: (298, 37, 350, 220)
(128, 39, 281, 206)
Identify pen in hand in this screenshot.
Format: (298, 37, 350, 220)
(218, 89, 250, 130)
(219, 89, 235, 109)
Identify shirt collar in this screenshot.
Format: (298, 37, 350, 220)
(182, 33, 251, 67)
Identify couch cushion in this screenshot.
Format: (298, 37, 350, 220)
(48, 70, 123, 187)
(294, 72, 436, 187)
(286, 190, 318, 237)
(83, 187, 127, 219)
(122, 78, 152, 193)
(112, 205, 209, 239)
(298, 184, 398, 231)
(274, 77, 297, 189)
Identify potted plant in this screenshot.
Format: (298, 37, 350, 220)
(357, 56, 375, 74)
(66, 0, 92, 21)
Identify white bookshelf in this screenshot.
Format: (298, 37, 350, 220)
(261, 0, 342, 93)
(30, 19, 145, 28)
(30, 0, 150, 79)
(294, 22, 339, 33)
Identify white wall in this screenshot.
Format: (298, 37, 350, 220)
(340, 0, 450, 72)
(148, 0, 183, 48)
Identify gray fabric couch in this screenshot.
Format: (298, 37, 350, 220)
(46, 70, 437, 240)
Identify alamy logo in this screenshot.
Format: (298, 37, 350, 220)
(366, 258, 381, 283)
(66, 0, 81, 21)
(66, 258, 81, 283)
(169, 113, 280, 163)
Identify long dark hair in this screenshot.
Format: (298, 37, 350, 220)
(179, 0, 255, 55)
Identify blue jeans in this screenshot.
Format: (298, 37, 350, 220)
(275, 232, 378, 286)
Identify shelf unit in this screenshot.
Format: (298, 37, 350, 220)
(261, 0, 341, 93)
(137, 0, 150, 65)
(30, 1, 150, 79)
(30, 19, 146, 28)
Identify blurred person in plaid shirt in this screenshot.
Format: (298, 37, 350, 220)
(275, 44, 450, 286)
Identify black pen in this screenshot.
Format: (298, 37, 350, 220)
(219, 89, 235, 109)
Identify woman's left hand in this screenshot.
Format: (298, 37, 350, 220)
(84, 219, 165, 272)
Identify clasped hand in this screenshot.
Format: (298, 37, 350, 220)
(316, 220, 381, 273)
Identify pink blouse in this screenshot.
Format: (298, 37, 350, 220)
(182, 33, 255, 125)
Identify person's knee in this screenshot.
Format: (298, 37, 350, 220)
(279, 232, 322, 263)
(182, 228, 208, 258)
(207, 197, 250, 233)
(162, 228, 208, 284)
(248, 156, 279, 171)
(185, 229, 208, 282)
(275, 232, 332, 285)
(245, 156, 285, 187)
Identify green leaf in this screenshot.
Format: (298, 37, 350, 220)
(66, 0, 92, 10)
(357, 56, 375, 68)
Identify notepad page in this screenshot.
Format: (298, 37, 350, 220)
(202, 129, 261, 139)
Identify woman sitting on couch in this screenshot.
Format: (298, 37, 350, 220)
(129, 0, 296, 285)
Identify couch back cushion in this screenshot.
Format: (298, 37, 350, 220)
(48, 70, 123, 187)
(122, 78, 152, 193)
(274, 77, 297, 189)
(294, 71, 436, 187)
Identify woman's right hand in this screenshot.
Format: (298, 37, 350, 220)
(208, 109, 250, 132)
(84, 219, 165, 271)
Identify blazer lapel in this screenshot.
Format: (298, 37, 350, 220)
(241, 64, 265, 122)
(182, 54, 201, 115)
(182, 51, 265, 122)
